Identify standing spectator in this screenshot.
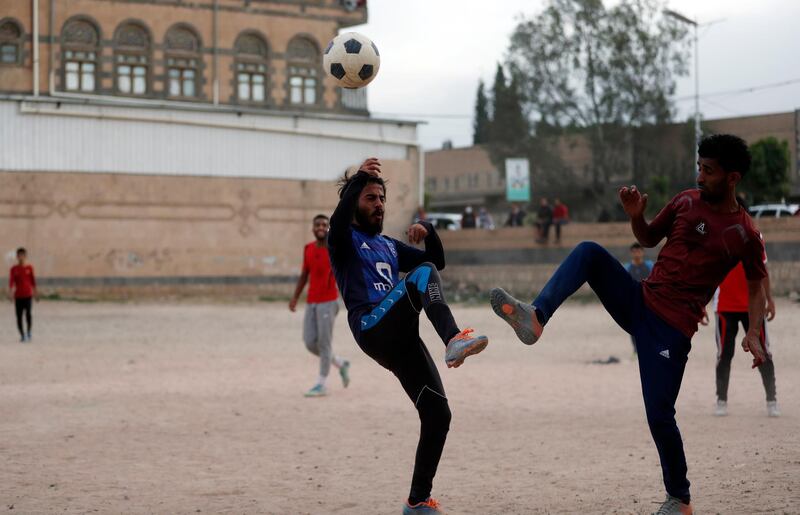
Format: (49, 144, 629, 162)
(504, 203, 525, 227)
(535, 198, 553, 243)
(8, 247, 37, 343)
(552, 198, 570, 243)
(412, 206, 427, 224)
(477, 207, 495, 230)
(461, 205, 476, 229)
(289, 214, 350, 397)
(624, 242, 654, 355)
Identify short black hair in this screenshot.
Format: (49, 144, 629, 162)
(630, 242, 643, 251)
(16, 247, 26, 255)
(337, 168, 387, 199)
(698, 134, 751, 176)
(313, 214, 329, 223)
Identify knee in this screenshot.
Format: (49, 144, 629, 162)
(576, 240, 603, 255)
(416, 386, 451, 434)
(304, 338, 318, 354)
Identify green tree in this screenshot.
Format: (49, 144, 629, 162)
(505, 0, 689, 192)
(488, 64, 529, 156)
(473, 80, 491, 145)
(742, 137, 791, 204)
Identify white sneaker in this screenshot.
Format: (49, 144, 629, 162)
(714, 399, 728, 417)
(767, 400, 781, 417)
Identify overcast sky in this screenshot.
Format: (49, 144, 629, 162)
(349, 0, 800, 150)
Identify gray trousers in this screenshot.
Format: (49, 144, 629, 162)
(303, 300, 339, 377)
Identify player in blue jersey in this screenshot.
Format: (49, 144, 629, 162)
(328, 158, 489, 514)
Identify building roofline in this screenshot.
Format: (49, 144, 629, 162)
(0, 93, 422, 127)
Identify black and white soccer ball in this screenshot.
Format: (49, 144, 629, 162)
(323, 32, 380, 89)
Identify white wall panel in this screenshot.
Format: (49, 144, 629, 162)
(0, 100, 417, 181)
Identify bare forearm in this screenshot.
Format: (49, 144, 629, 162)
(630, 214, 658, 247)
(747, 281, 766, 334)
(762, 275, 773, 302)
(291, 272, 309, 302)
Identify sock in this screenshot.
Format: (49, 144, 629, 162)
(332, 356, 346, 368)
(316, 375, 327, 387)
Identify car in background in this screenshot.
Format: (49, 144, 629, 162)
(748, 203, 800, 219)
(423, 212, 462, 231)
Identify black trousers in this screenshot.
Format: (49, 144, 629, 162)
(15, 297, 32, 337)
(715, 312, 776, 402)
(357, 263, 458, 504)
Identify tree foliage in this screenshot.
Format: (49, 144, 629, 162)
(742, 137, 791, 204)
(472, 80, 491, 145)
(501, 0, 690, 192)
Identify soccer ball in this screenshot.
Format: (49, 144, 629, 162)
(323, 32, 380, 89)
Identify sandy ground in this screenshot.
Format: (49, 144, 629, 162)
(1, 299, 799, 515)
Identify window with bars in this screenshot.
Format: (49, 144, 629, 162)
(287, 37, 320, 106)
(0, 19, 22, 65)
(61, 18, 99, 92)
(234, 33, 269, 103)
(114, 23, 150, 96)
(116, 54, 147, 95)
(167, 57, 197, 97)
(165, 25, 201, 99)
(64, 50, 96, 92)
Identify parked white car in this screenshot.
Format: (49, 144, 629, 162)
(423, 212, 462, 231)
(748, 203, 799, 218)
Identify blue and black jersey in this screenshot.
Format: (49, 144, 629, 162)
(328, 172, 445, 341)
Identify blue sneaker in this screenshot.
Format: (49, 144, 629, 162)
(445, 328, 488, 368)
(339, 361, 351, 388)
(304, 384, 327, 397)
(403, 497, 443, 514)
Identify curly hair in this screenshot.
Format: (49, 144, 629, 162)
(698, 134, 751, 176)
(336, 166, 387, 199)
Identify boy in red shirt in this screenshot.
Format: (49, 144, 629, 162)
(289, 214, 350, 397)
(710, 236, 779, 417)
(8, 247, 37, 342)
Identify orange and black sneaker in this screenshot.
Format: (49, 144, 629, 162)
(403, 497, 444, 514)
(490, 287, 543, 346)
(444, 328, 488, 368)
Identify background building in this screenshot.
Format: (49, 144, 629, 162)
(426, 111, 800, 221)
(0, 0, 421, 296)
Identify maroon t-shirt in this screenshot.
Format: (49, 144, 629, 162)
(642, 189, 767, 337)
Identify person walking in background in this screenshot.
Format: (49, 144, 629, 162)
(289, 214, 350, 397)
(552, 198, 570, 243)
(460, 206, 476, 229)
(708, 234, 780, 418)
(535, 197, 553, 243)
(624, 242, 654, 354)
(504, 203, 525, 227)
(8, 247, 37, 343)
(477, 207, 495, 230)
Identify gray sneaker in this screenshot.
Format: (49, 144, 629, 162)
(339, 361, 351, 388)
(489, 288, 542, 346)
(713, 399, 727, 417)
(767, 400, 781, 417)
(652, 495, 693, 514)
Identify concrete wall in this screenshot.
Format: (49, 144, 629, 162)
(438, 218, 800, 298)
(0, 156, 419, 297)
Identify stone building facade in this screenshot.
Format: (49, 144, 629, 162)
(0, 0, 422, 297)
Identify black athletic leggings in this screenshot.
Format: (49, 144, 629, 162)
(15, 297, 32, 337)
(357, 263, 459, 504)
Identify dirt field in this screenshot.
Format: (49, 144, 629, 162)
(1, 299, 798, 514)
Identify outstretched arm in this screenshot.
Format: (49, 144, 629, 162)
(619, 185, 673, 247)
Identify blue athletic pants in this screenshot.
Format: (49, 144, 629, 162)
(533, 241, 692, 502)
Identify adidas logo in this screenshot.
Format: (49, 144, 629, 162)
(360, 242, 370, 250)
(659, 349, 670, 359)
(695, 222, 706, 235)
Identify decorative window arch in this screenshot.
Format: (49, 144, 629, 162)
(234, 31, 269, 103)
(114, 22, 151, 96)
(61, 17, 100, 92)
(286, 36, 320, 106)
(165, 24, 202, 98)
(0, 18, 24, 66)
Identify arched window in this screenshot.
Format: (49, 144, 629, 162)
(165, 25, 201, 98)
(61, 18, 99, 92)
(234, 32, 269, 103)
(287, 36, 320, 105)
(114, 22, 151, 96)
(0, 19, 23, 65)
